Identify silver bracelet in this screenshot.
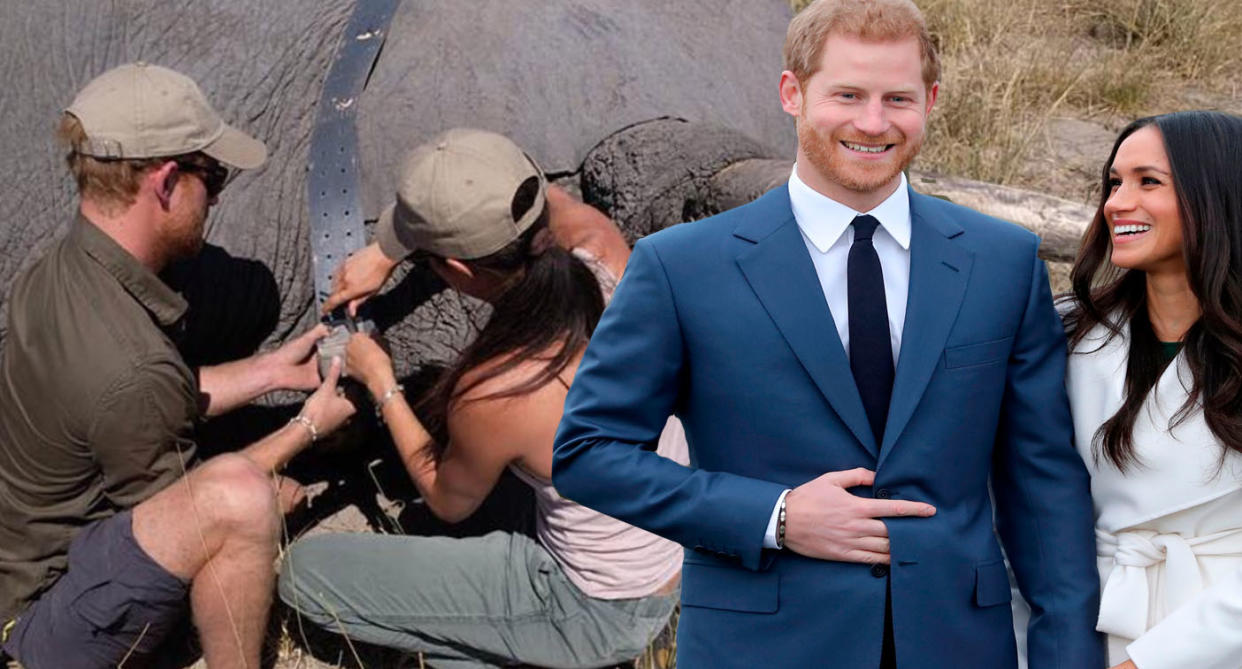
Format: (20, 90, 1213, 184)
(290, 414, 319, 442)
(776, 495, 788, 550)
(374, 384, 405, 419)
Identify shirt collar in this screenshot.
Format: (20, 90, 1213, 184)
(788, 166, 912, 253)
(69, 216, 188, 328)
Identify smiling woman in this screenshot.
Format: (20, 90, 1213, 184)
(1102, 126, 1185, 277)
(1061, 110, 1242, 669)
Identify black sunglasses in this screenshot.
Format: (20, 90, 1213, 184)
(175, 159, 231, 198)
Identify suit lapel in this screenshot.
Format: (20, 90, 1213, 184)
(878, 191, 972, 466)
(734, 187, 877, 456)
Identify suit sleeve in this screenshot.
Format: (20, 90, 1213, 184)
(553, 238, 786, 571)
(992, 247, 1106, 668)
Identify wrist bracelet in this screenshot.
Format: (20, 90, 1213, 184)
(374, 384, 405, 419)
(290, 414, 319, 442)
(776, 496, 788, 550)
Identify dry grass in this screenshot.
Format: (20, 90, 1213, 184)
(790, 0, 1242, 190)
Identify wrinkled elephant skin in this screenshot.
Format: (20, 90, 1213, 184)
(0, 0, 795, 374)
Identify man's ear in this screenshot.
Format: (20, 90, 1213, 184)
(441, 257, 475, 280)
(925, 81, 939, 116)
(779, 70, 804, 118)
(149, 160, 179, 211)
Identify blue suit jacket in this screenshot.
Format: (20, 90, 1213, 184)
(553, 186, 1103, 668)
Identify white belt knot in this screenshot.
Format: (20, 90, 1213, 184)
(1096, 527, 1242, 640)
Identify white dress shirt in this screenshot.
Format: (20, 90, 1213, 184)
(789, 166, 912, 361)
(764, 166, 914, 548)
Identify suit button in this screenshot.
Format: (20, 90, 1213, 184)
(871, 564, 889, 578)
(875, 488, 891, 499)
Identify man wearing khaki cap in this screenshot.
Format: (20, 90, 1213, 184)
(0, 63, 355, 669)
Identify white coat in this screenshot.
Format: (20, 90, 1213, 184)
(1067, 320, 1242, 669)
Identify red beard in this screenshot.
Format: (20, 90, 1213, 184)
(798, 121, 921, 195)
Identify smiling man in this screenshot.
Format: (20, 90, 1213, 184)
(553, 0, 1104, 667)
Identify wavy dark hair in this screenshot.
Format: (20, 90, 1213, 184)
(417, 178, 605, 460)
(1064, 110, 1242, 471)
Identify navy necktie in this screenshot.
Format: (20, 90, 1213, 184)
(848, 214, 894, 447)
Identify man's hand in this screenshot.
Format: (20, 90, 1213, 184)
(238, 358, 356, 471)
(299, 357, 356, 438)
(322, 242, 400, 317)
(1110, 662, 1137, 669)
(783, 467, 936, 564)
(198, 323, 329, 417)
(263, 323, 329, 392)
(345, 331, 397, 399)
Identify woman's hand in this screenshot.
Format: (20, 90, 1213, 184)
(299, 357, 357, 437)
(1110, 662, 1138, 669)
(345, 331, 397, 398)
(321, 242, 400, 317)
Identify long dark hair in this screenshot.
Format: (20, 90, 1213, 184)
(418, 187, 605, 460)
(1064, 110, 1242, 471)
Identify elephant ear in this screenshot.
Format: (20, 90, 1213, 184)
(355, 0, 796, 222)
(579, 119, 776, 242)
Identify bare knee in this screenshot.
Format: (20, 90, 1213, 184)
(191, 453, 281, 542)
(131, 453, 281, 581)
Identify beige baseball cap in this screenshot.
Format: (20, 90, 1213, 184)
(66, 62, 267, 169)
(375, 128, 547, 261)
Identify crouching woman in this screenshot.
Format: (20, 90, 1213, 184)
(278, 129, 684, 669)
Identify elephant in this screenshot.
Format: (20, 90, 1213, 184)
(0, 0, 1088, 532)
(0, 0, 797, 360)
(0, 0, 807, 539)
